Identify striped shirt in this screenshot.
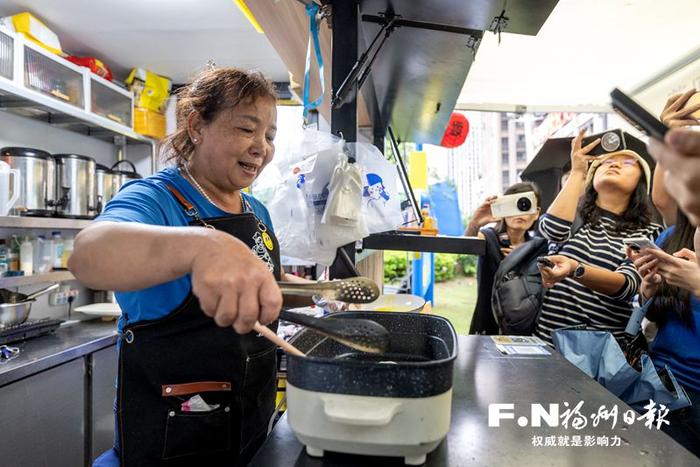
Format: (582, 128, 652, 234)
(535, 211, 662, 345)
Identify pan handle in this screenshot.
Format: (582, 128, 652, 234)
(23, 283, 60, 301)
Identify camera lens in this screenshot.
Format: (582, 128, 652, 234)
(517, 197, 532, 212)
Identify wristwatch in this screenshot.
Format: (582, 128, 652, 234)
(570, 262, 585, 279)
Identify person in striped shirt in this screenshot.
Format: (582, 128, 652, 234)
(535, 129, 663, 345)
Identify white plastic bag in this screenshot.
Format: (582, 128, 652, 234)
(321, 154, 363, 226)
(352, 143, 403, 234)
(316, 153, 369, 258)
(268, 130, 345, 265)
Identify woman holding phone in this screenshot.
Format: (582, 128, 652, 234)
(465, 182, 541, 335)
(535, 129, 662, 345)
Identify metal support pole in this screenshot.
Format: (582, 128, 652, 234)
(329, 0, 359, 279)
(330, 0, 358, 144)
(114, 135, 126, 162)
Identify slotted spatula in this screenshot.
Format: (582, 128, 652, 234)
(278, 277, 380, 304)
(279, 310, 390, 354)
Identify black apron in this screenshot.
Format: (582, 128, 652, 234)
(117, 185, 281, 467)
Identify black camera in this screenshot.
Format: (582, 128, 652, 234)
(581, 129, 626, 156)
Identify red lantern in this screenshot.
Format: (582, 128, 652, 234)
(440, 113, 469, 148)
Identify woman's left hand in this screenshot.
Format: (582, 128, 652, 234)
(645, 248, 700, 296)
(538, 255, 576, 288)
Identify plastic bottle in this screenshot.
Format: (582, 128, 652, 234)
(61, 237, 74, 269)
(0, 240, 8, 276)
(421, 204, 436, 230)
(8, 234, 20, 272)
(38, 235, 52, 274)
(52, 231, 64, 270)
(20, 237, 33, 276)
(32, 236, 45, 274)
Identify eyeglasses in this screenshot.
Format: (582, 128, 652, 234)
(601, 158, 638, 167)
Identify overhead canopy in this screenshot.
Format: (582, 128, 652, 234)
(456, 0, 700, 114)
(358, 0, 558, 144)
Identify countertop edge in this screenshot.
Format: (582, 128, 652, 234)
(0, 324, 118, 387)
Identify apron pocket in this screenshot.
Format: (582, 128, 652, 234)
(240, 346, 277, 451)
(162, 404, 231, 459)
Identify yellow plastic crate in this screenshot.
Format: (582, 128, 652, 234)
(11, 12, 62, 55)
(134, 107, 165, 139)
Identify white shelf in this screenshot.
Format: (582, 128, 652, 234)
(0, 216, 91, 230)
(0, 270, 76, 288)
(0, 76, 154, 145)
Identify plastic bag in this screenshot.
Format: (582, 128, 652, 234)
(352, 143, 403, 234)
(322, 154, 363, 226)
(267, 130, 345, 265)
(552, 328, 691, 412)
(316, 153, 369, 259)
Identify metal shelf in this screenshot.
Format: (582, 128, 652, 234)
(0, 76, 155, 145)
(361, 232, 485, 255)
(0, 270, 76, 288)
(0, 216, 92, 230)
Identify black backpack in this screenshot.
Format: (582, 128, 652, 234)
(491, 237, 549, 335)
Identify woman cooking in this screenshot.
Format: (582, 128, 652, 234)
(70, 67, 302, 466)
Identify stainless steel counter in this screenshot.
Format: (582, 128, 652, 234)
(249, 335, 699, 467)
(0, 319, 118, 387)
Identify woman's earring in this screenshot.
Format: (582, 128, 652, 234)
(192, 138, 199, 144)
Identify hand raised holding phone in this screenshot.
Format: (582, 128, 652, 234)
(570, 129, 601, 175)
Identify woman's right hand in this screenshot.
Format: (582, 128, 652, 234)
(190, 229, 282, 334)
(465, 195, 497, 235)
(570, 129, 600, 176)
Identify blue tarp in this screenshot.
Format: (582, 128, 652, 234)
(425, 182, 463, 236)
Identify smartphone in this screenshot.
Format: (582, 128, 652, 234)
(497, 233, 511, 248)
(623, 238, 659, 251)
(610, 88, 669, 141)
(490, 191, 538, 219)
(536, 256, 555, 268)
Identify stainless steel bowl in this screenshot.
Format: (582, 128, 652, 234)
(0, 300, 34, 327)
(0, 283, 59, 327)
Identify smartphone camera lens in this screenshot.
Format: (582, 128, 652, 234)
(516, 197, 532, 212)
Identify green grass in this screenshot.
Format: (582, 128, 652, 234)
(431, 277, 477, 335)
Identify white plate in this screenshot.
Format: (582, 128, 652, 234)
(351, 294, 426, 312)
(74, 302, 122, 317)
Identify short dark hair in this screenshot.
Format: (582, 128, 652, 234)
(161, 67, 277, 166)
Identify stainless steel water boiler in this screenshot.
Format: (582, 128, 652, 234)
(111, 160, 142, 193)
(53, 153, 99, 219)
(0, 147, 57, 216)
(95, 163, 116, 213)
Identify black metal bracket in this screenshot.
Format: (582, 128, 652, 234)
(488, 8, 510, 44)
(362, 14, 483, 38)
(331, 12, 398, 109)
(387, 125, 423, 226)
